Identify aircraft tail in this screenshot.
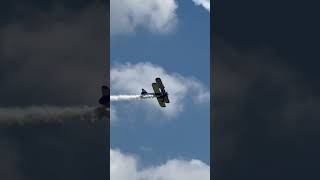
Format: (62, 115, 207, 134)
(141, 89, 148, 95)
(99, 85, 110, 107)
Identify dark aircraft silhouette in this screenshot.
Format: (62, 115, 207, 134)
(99, 85, 110, 107)
(95, 85, 109, 119)
(141, 77, 170, 107)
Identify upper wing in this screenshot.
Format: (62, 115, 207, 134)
(152, 83, 166, 107)
(155, 78, 165, 90)
(152, 83, 161, 94)
(155, 78, 169, 103)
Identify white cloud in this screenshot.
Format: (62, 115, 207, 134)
(111, 0, 178, 34)
(192, 0, 210, 12)
(110, 62, 209, 120)
(111, 149, 139, 180)
(110, 148, 210, 180)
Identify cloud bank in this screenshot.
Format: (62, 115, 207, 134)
(111, 148, 210, 180)
(111, 0, 178, 34)
(192, 0, 210, 12)
(110, 62, 209, 120)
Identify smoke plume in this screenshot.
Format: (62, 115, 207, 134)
(0, 106, 108, 124)
(0, 94, 155, 124)
(110, 95, 155, 102)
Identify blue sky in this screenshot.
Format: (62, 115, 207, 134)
(110, 0, 210, 179)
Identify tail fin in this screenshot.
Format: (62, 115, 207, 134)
(141, 89, 147, 95)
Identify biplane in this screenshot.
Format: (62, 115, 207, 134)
(141, 77, 170, 107)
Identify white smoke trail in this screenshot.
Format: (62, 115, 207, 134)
(110, 94, 155, 102)
(0, 106, 108, 124)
